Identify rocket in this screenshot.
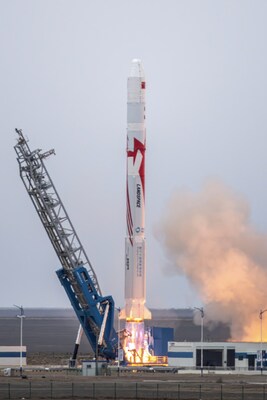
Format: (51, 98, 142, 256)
(121, 59, 151, 327)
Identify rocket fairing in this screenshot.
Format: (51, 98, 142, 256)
(121, 59, 151, 323)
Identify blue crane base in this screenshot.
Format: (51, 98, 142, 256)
(56, 266, 118, 360)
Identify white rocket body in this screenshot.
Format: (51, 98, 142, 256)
(121, 59, 151, 323)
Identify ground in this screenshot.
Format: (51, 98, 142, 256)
(1, 368, 267, 399)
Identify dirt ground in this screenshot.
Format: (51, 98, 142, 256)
(2, 354, 267, 400)
(1, 369, 267, 400)
(1, 367, 267, 383)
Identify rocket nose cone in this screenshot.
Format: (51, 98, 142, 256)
(130, 59, 145, 78)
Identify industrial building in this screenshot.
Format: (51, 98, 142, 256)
(168, 341, 267, 370)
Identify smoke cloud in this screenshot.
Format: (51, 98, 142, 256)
(156, 181, 267, 341)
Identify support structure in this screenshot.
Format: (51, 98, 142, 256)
(14, 129, 117, 360)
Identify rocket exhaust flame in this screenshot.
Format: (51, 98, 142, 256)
(156, 181, 267, 342)
(123, 321, 152, 364)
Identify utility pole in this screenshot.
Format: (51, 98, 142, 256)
(194, 307, 204, 376)
(259, 309, 267, 374)
(14, 305, 25, 377)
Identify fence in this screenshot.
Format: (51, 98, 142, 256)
(0, 381, 266, 400)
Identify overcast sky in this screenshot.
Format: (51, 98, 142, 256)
(1, 1, 267, 310)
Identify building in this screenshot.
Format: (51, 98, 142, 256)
(168, 341, 266, 370)
(0, 346, 26, 367)
(82, 360, 108, 376)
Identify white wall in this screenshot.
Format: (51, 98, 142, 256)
(168, 341, 266, 369)
(0, 346, 26, 366)
(168, 342, 194, 367)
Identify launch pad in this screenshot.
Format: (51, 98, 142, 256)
(13, 60, 173, 366)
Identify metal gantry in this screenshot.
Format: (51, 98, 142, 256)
(14, 129, 101, 296)
(14, 129, 117, 360)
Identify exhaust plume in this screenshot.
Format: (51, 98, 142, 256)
(156, 180, 267, 341)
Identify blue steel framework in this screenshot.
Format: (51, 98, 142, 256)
(14, 129, 117, 360)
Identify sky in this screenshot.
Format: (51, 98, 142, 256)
(1, 0, 267, 311)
